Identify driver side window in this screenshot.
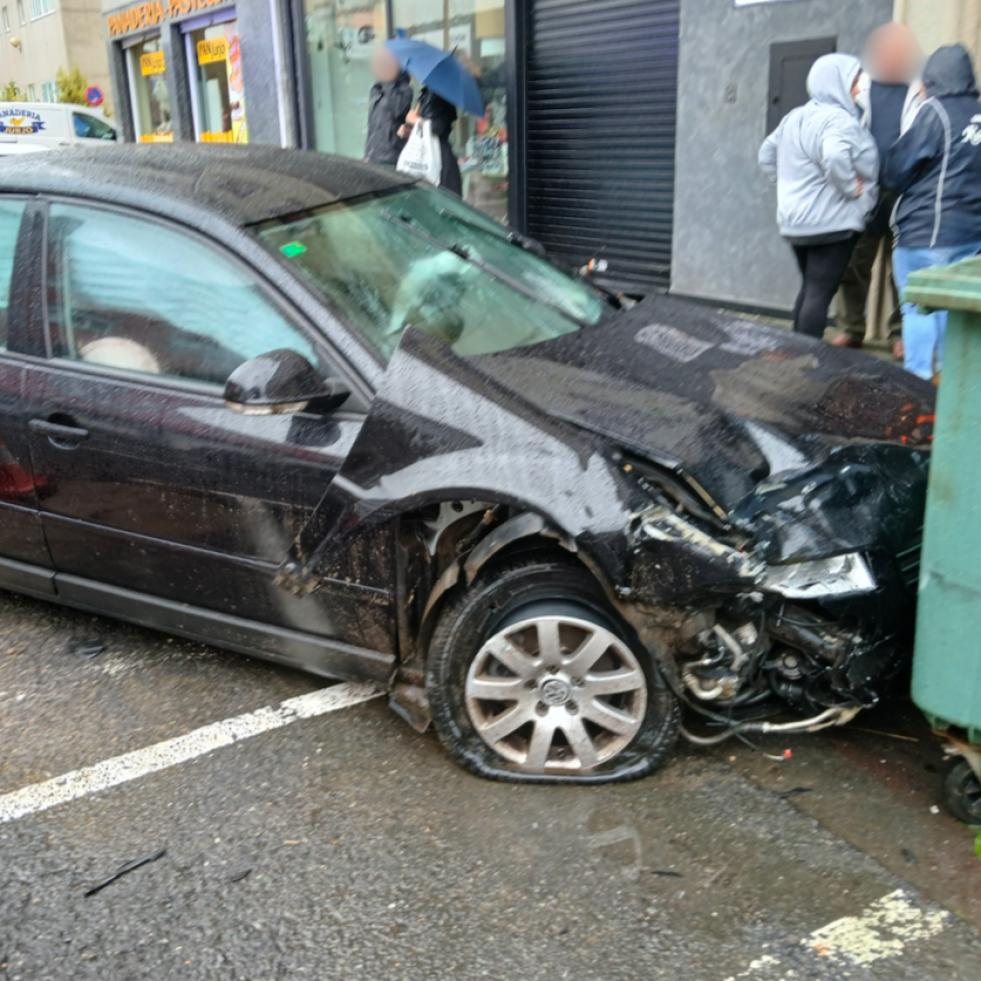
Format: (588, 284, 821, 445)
(46, 203, 321, 386)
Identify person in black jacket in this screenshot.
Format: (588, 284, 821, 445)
(364, 49, 413, 166)
(402, 88, 463, 195)
(831, 23, 923, 354)
(884, 44, 981, 379)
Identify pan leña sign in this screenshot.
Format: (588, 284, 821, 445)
(107, 0, 229, 38)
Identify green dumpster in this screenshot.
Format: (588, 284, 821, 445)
(904, 255, 981, 823)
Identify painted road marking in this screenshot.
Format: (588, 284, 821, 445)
(808, 889, 947, 965)
(724, 889, 948, 979)
(0, 682, 382, 824)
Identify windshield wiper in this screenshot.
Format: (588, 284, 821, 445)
(437, 208, 548, 257)
(380, 210, 592, 329)
(438, 208, 621, 310)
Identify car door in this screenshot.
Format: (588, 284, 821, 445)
(22, 199, 396, 657)
(0, 196, 56, 595)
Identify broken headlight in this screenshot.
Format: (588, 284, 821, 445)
(760, 553, 876, 600)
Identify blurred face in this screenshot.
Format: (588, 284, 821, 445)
(370, 48, 401, 83)
(864, 23, 922, 85)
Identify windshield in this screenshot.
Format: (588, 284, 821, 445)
(254, 186, 607, 362)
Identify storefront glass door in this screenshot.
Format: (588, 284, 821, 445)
(392, 0, 508, 220)
(186, 15, 248, 143)
(303, 0, 388, 160)
(126, 36, 173, 142)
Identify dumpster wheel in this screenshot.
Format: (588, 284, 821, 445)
(944, 759, 981, 824)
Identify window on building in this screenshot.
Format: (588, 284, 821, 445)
(127, 36, 172, 142)
(16, 0, 24, 24)
(186, 17, 248, 143)
(40, 80, 58, 102)
(392, 0, 508, 220)
(302, 0, 388, 160)
(1, 7, 10, 31)
(28, 0, 54, 18)
(27, 84, 36, 100)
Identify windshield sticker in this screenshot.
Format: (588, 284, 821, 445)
(635, 323, 713, 363)
(280, 241, 307, 258)
(0, 109, 46, 135)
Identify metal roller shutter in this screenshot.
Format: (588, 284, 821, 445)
(525, 0, 680, 292)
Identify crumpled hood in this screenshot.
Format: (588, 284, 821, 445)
(807, 53, 863, 113)
(924, 44, 979, 99)
(472, 294, 935, 514)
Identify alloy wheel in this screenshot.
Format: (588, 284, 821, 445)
(464, 614, 648, 773)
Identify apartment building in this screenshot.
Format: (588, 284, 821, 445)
(0, 0, 113, 112)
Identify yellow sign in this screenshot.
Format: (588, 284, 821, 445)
(200, 130, 234, 143)
(140, 132, 174, 142)
(107, 0, 231, 39)
(197, 37, 228, 65)
(140, 51, 165, 75)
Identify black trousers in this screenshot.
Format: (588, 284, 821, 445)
(790, 235, 860, 339)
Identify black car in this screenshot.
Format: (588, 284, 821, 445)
(0, 146, 934, 783)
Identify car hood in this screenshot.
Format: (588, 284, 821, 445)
(470, 294, 935, 514)
(283, 297, 933, 591)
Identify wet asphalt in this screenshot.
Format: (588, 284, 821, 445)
(2, 589, 981, 981)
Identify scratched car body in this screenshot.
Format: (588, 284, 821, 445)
(0, 146, 934, 783)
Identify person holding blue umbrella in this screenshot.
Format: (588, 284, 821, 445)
(386, 37, 485, 196)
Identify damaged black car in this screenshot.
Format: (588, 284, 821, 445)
(0, 146, 934, 783)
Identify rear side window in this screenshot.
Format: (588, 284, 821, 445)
(72, 112, 116, 141)
(0, 199, 24, 351)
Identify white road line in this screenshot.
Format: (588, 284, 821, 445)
(808, 889, 947, 966)
(0, 682, 383, 824)
(723, 889, 948, 979)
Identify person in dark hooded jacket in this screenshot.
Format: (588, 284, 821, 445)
(884, 44, 981, 379)
(364, 49, 413, 166)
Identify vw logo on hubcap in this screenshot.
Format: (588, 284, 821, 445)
(539, 677, 571, 706)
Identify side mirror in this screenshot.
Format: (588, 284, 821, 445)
(224, 349, 350, 416)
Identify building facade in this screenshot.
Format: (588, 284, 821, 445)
(103, 0, 956, 312)
(0, 0, 114, 111)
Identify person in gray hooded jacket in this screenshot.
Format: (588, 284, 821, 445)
(759, 53, 880, 339)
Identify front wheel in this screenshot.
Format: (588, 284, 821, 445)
(426, 557, 680, 783)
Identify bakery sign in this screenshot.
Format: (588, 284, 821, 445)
(107, 0, 230, 38)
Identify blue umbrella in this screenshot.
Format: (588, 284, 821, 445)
(385, 38, 485, 118)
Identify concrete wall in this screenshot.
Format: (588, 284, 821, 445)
(671, 0, 893, 313)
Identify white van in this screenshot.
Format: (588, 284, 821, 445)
(0, 103, 117, 150)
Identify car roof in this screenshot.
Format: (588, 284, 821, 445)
(0, 144, 415, 226)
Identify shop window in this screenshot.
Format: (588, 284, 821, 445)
(392, 0, 508, 221)
(28, 0, 53, 19)
(127, 36, 172, 142)
(187, 18, 248, 143)
(303, 0, 388, 160)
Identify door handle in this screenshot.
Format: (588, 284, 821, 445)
(29, 418, 90, 446)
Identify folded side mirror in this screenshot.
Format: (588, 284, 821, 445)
(224, 349, 350, 416)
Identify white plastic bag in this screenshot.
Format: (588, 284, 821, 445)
(397, 119, 442, 187)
